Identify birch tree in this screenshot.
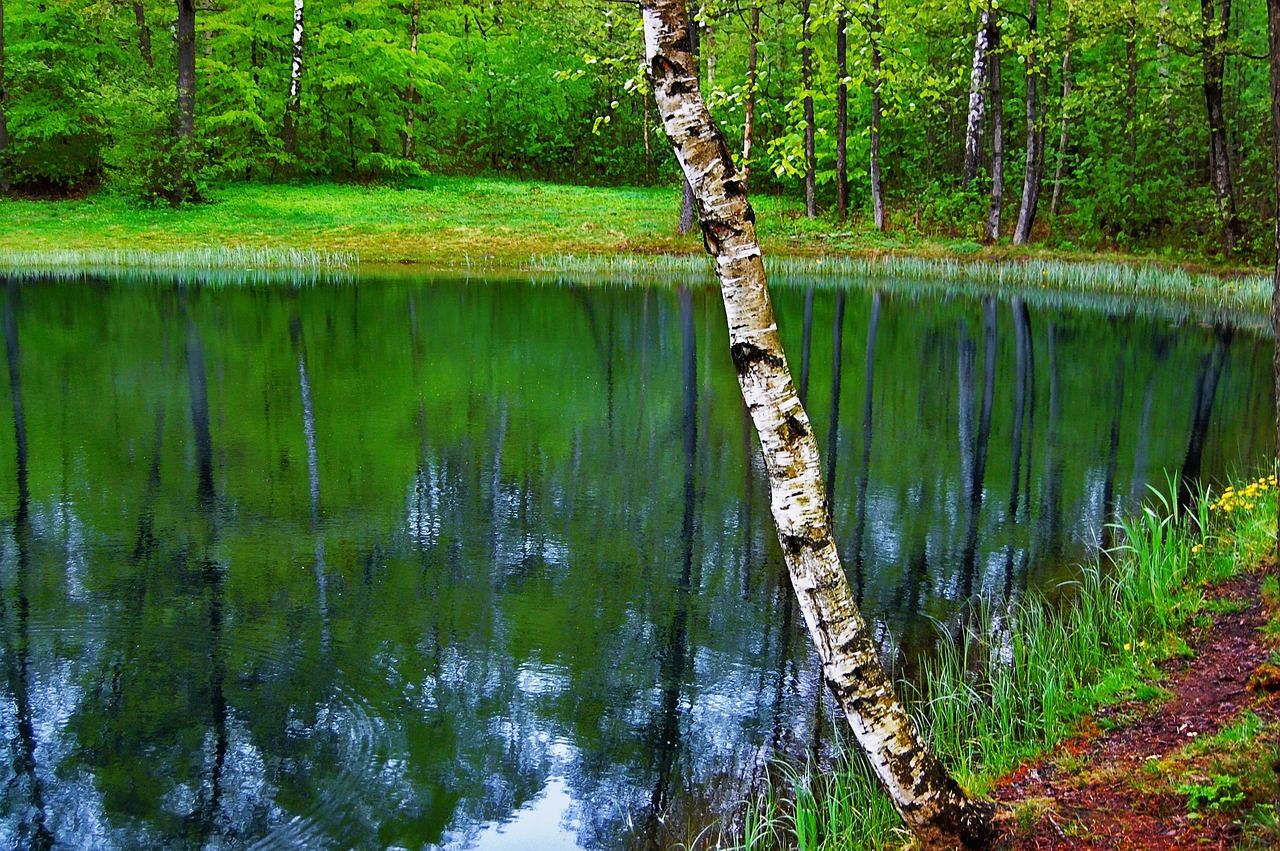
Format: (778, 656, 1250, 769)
(639, 0, 996, 844)
(282, 0, 306, 157)
(962, 2, 995, 189)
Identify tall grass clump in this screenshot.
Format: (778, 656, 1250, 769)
(728, 475, 1277, 850)
(528, 253, 1269, 320)
(0, 246, 359, 286)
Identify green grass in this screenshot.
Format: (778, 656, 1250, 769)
(1, 179, 1272, 315)
(727, 473, 1279, 850)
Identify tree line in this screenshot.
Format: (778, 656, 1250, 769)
(0, 0, 1277, 255)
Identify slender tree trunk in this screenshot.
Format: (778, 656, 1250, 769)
(678, 17, 699, 234)
(1013, 0, 1043, 244)
(836, 7, 849, 221)
(133, 2, 154, 67)
(985, 21, 1004, 242)
(1051, 11, 1073, 217)
(282, 0, 306, 157)
(175, 0, 197, 203)
(403, 0, 421, 159)
(639, 0, 996, 844)
(742, 0, 760, 189)
(1267, 0, 1280, 566)
(963, 3, 994, 189)
(870, 0, 884, 230)
(802, 0, 817, 217)
(1126, 2, 1138, 216)
(1203, 0, 1238, 254)
(0, 0, 8, 193)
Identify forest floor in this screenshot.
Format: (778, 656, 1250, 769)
(0, 178, 1268, 279)
(993, 562, 1280, 850)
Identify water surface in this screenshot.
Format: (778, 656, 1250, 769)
(0, 276, 1271, 849)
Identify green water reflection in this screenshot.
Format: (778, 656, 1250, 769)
(0, 276, 1270, 849)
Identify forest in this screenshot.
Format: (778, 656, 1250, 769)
(1, 0, 1278, 259)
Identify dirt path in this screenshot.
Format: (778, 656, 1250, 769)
(993, 566, 1280, 850)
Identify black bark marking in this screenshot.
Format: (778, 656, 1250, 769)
(668, 79, 695, 97)
(729, 341, 783, 374)
(712, 126, 738, 176)
(780, 532, 827, 557)
(783, 412, 808, 441)
(700, 220, 737, 255)
(743, 204, 756, 224)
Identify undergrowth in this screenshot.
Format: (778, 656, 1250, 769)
(727, 474, 1277, 851)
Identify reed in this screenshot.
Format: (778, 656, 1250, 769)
(0, 246, 359, 286)
(526, 253, 1271, 321)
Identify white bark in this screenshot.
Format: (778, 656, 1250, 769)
(282, 0, 305, 155)
(962, 5, 994, 189)
(639, 0, 995, 845)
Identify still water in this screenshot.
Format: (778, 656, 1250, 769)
(0, 275, 1271, 849)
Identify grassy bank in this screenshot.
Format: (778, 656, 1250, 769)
(1, 179, 1271, 304)
(731, 478, 1280, 851)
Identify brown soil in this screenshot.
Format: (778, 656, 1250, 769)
(993, 565, 1280, 850)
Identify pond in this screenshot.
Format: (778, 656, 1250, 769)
(0, 274, 1271, 849)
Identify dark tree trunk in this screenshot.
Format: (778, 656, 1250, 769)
(175, 0, 197, 202)
(836, 9, 849, 221)
(282, 0, 306, 157)
(133, 3, 154, 67)
(802, 0, 817, 217)
(1126, 5, 1138, 216)
(1203, 0, 1238, 254)
(1051, 12, 1073, 217)
(1013, 0, 1043, 244)
(638, 0, 995, 842)
(403, 0, 421, 159)
(1267, 0, 1280, 566)
(0, 0, 7, 193)
(678, 17, 699, 234)
(986, 20, 1004, 242)
(963, 3, 994, 189)
(742, 1, 760, 189)
(870, 0, 884, 230)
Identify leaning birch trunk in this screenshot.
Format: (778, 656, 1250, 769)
(639, 0, 996, 844)
(282, 0, 305, 157)
(1013, 0, 1042, 245)
(962, 3, 993, 190)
